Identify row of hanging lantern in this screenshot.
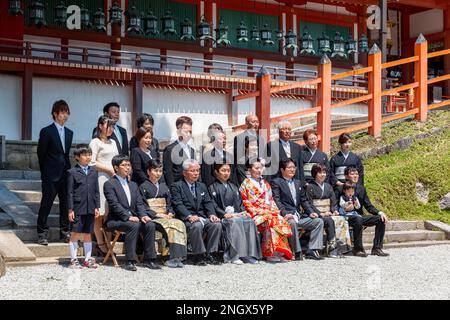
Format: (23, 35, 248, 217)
(7, 1, 370, 56)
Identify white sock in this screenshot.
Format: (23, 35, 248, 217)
(69, 241, 78, 261)
(84, 242, 92, 261)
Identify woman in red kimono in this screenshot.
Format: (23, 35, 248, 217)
(239, 158, 293, 262)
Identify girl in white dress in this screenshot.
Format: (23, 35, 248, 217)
(89, 116, 119, 256)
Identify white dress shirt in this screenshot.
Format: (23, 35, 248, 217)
(54, 122, 65, 152)
(116, 175, 131, 206)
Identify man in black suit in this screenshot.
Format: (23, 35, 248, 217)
(271, 158, 326, 260)
(37, 100, 73, 245)
(163, 116, 196, 186)
(104, 155, 162, 271)
(337, 166, 389, 257)
(201, 130, 236, 186)
(266, 120, 305, 183)
(233, 114, 266, 168)
(170, 159, 222, 266)
(92, 102, 128, 155)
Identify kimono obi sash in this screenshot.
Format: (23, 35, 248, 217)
(312, 199, 331, 214)
(335, 166, 347, 182)
(147, 198, 167, 215)
(303, 163, 315, 180)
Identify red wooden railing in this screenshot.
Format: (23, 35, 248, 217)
(232, 34, 450, 153)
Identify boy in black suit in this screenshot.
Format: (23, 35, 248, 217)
(66, 145, 100, 269)
(37, 100, 73, 245)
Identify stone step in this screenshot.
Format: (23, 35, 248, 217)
(363, 240, 450, 250)
(363, 230, 446, 243)
(0, 170, 40, 180)
(13, 227, 61, 242)
(11, 190, 59, 203)
(23, 201, 60, 215)
(0, 212, 14, 228)
(0, 179, 42, 191)
(0, 231, 36, 263)
(27, 242, 126, 258)
(365, 220, 425, 231)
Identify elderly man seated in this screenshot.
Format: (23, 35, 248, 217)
(170, 159, 223, 266)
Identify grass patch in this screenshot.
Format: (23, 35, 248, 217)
(351, 117, 450, 223)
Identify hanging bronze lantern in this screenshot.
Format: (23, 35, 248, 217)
(215, 19, 231, 46)
(346, 35, 357, 56)
(8, 0, 23, 15)
(250, 26, 259, 41)
(28, 1, 46, 28)
(260, 24, 274, 45)
(93, 8, 106, 32)
(143, 11, 159, 35)
(161, 10, 176, 35)
(108, 1, 122, 25)
(125, 6, 143, 35)
(198, 16, 213, 40)
(236, 20, 248, 42)
(300, 27, 315, 55)
(80, 5, 92, 29)
(54, 1, 67, 27)
(331, 31, 346, 58)
(284, 29, 298, 50)
(180, 18, 195, 41)
(359, 34, 369, 53)
(318, 32, 332, 54)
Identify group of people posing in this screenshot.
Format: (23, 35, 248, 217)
(36, 99, 389, 271)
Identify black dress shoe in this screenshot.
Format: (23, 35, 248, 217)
(142, 261, 162, 270)
(305, 250, 324, 261)
(295, 253, 304, 261)
(371, 248, 390, 257)
(123, 261, 137, 271)
(205, 254, 222, 265)
(37, 237, 48, 246)
(190, 255, 207, 266)
(352, 250, 368, 257)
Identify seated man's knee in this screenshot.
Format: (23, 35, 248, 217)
(144, 221, 155, 231)
(190, 221, 204, 232)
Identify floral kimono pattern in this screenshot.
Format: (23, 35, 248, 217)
(239, 178, 293, 260)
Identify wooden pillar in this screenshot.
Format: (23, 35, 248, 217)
(247, 57, 255, 78)
(111, 23, 121, 64)
(368, 44, 382, 137)
(132, 73, 143, 134)
(160, 49, 167, 70)
(256, 67, 271, 143)
(22, 65, 33, 140)
(443, 5, 450, 97)
(227, 83, 239, 126)
(204, 52, 213, 73)
(401, 10, 413, 86)
(317, 55, 332, 153)
(286, 60, 295, 81)
(357, 13, 368, 67)
(414, 34, 428, 122)
(61, 38, 68, 60)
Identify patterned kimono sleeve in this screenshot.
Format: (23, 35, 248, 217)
(239, 182, 259, 218)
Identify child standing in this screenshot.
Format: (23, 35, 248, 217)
(339, 182, 361, 217)
(67, 144, 100, 269)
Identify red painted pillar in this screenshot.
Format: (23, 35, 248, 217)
(317, 55, 332, 153)
(256, 67, 271, 143)
(443, 5, 450, 97)
(357, 12, 368, 67)
(368, 44, 382, 137)
(0, 1, 24, 54)
(414, 34, 428, 122)
(401, 10, 413, 86)
(22, 64, 33, 140)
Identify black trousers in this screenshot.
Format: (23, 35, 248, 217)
(37, 177, 69, 237)
(185, 220, 222, 255)
(106, 220, 159, 262)
(321, 216, 336, 242)
(347, 215, 385, 251)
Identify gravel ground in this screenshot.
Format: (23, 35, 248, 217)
(1, 245, 449, 300)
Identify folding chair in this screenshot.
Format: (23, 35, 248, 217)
(102, 229, 123, 267)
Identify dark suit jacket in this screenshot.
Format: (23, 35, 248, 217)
(130, 147, 160, 185)
(66, 165, 100, 216)
(130, 136, 160, 155)
(208, 180, 245, 218)
(170, 179, 216, 221)
(201, 147, 236, 187)
(92, 125, 128, 156)
(104, 176, 155, 222)
(336, 184, 380, 216)
(233, 130, 266, 165)
(163, 140, 196, 186)
(37, 123, 73, 182)
(271, 177, 314, 218)
(266, 139, 305, 184)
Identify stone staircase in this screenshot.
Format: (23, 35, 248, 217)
(1, 169, 450, 266)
